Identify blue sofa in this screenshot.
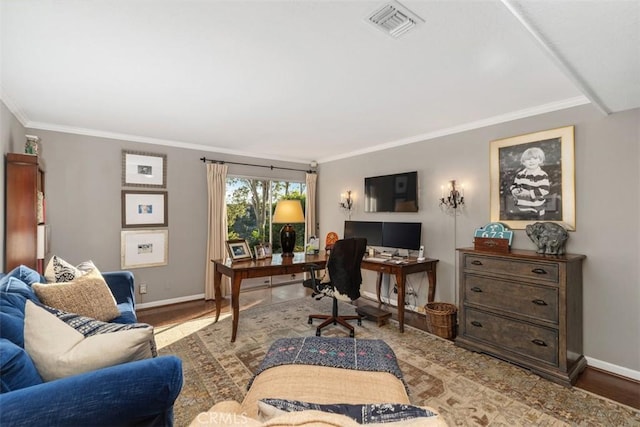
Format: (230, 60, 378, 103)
(0, 265, 183, 426)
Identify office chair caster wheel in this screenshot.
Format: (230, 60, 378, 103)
(316, 329, 321, 337)
(357, 319, 362, 326)
(308, 317, 313, 325)
(349, 330, 355, 338)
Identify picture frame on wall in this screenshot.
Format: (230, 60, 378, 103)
(121, 229, 168, 269)
(490, 125, 576, 230)
(225, 239, 252, 261)
(122, 150, 167, 188)
(122, 190, 168, 228)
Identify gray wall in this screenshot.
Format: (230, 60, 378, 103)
(20, 129, 306, 305)
(1, 102, 28, 267)
(318, 104, 640, 376)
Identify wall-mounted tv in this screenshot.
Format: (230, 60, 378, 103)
(364, 171, 418, 213)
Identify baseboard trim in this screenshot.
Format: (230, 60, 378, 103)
(586, 357, 640, 382)
(137, 293, 205, 310)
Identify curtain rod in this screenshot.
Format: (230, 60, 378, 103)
(200, 157, 316, 174)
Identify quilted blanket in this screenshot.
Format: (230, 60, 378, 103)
(248, 337, 406, 391)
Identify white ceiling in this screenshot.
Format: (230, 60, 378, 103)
(2, 1, 638, 164)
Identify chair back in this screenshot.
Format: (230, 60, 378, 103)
(327, 238, 367, 300)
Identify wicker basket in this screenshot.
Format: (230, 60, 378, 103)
(424, 302, 457, 339)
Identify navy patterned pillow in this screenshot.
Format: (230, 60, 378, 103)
(259, 399, 435, 424)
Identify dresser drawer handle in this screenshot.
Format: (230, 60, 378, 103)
(532, 299, 547, 306)
(471, 260, 483, 266)
(531, 268, 547, 275)
(531, 339, 547, 347)
(470, 287, 483, 293)
(470, 321, 483, 327)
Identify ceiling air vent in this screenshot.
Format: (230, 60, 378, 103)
(367, 1, 424, 38)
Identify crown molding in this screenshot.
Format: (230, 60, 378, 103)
(319, 96, 591, 163)
(24, 121, 311, 164)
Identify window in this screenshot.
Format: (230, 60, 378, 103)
(226, 176, 306, 287)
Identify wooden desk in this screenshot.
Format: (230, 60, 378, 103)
(211, 253, 438, 341)
(212, 253, 328, 342)
(360, 257, 439, 333)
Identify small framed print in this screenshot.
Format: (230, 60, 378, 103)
(122, 150, 167, 188)
(254, 244, 266, 259)
(226, 239, 252, 261)
(122, 190, 168, 228)
(121, 229, 168, 269)
(262, 243, 272, 257)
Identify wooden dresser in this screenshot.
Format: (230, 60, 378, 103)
(456, 248, 586, 387)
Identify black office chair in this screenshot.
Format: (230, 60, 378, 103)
(303, 237, 367, 337)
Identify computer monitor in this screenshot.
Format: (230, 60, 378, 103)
(382, 222, 422, 250)
(343, 221, 383, 246)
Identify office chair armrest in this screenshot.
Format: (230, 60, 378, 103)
(302, 264, 327, 297)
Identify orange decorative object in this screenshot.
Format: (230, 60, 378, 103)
(325, 232, 339, 250)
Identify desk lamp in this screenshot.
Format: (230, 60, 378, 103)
(272, 200, 305, 257)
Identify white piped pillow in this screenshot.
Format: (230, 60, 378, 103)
(24, 300, 155, 382)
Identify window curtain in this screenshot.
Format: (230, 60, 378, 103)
(205, 163, 228, 299)
(305, 172, 318, 242)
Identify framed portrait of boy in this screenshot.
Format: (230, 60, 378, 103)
(490, 126, 575, 230)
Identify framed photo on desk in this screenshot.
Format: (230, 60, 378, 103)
(226, 239, 252, 261)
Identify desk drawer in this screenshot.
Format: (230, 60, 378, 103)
(464, 274, 558, 323)
(463, 308, 558, 366)
(464, 255, 559, 283)
(364, 263, 393, 274)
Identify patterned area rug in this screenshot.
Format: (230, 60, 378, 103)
(156, 297, 639, 426)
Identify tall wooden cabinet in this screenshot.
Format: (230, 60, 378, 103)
(4, 153, 45, 273)
(456, 248, 586, 387)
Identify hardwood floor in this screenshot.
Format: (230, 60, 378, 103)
(138, 284, 640, 410)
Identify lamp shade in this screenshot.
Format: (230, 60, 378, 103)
(272, 200, 304, 257)
(272, 200, 305, 224)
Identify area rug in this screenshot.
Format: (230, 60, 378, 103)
(156, 297, 639, 426)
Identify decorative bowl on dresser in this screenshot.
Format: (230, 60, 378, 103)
(456, 248, 586, 387)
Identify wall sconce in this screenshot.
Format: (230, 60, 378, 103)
(439, 180, 464, 215)
(339, 190, 354, 218)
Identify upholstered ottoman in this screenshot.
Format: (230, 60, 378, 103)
(190, 337, 446, 426)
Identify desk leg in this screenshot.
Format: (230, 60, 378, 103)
(375, 272, 383, 304)
(230, 276, 243, 342)
(213, 269, 222, 323)
(395, 272, 405, 333)
(427, 267, 436, 303)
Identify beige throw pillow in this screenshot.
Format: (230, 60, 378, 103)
(24, 301, 155, 382)
(32, 268, 120, 322)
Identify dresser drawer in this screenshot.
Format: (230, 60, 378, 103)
(464, 254, 559, 283)
(463, 308, 558, 366)
(463, 274, 558, 323)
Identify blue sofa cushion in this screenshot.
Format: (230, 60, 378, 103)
(0, 276, 40, 302)
(0, 338, 43, 392)
(0, 265, 46, 288)
(0, 293, 28, 346)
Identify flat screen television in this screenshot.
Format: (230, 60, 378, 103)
(382, 222, 422, 250)
(343, 220, 383, 246)
(364, 171, 418, 213)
